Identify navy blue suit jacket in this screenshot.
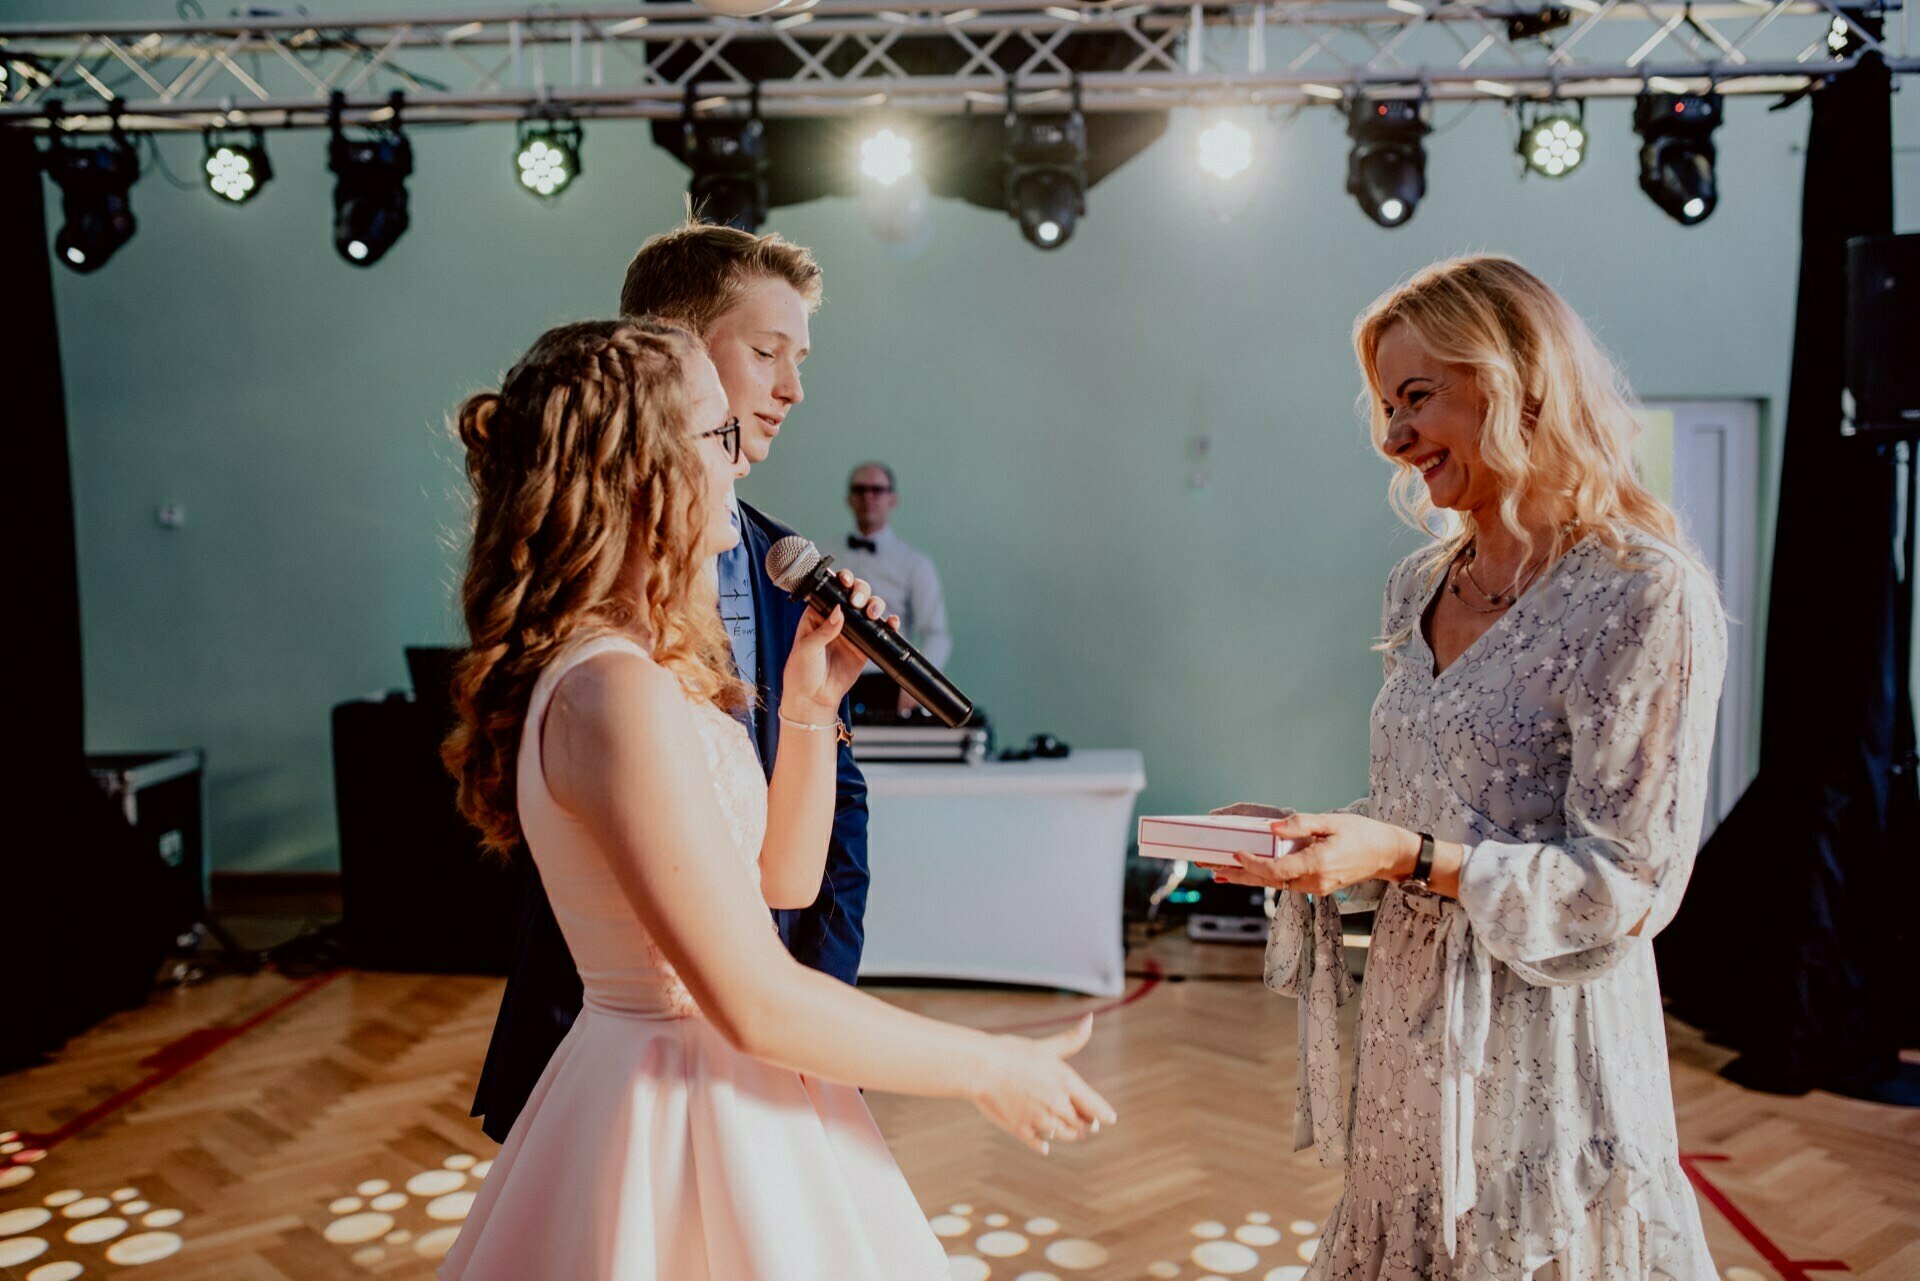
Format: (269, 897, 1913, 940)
(470, 500, 871, 1143)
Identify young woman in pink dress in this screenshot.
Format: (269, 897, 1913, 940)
(438, 317, 1115, 1281)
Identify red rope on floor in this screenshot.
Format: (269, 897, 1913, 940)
(10, 970, 341, 1156)
(1679, 1153, 1850, 1281)
(983, 959, 1164, 1035)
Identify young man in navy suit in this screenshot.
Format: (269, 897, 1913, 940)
(471, 224, 869, 1142)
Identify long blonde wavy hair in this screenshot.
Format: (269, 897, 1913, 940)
(443, 317, 750, 854)
(1354, 255, 1708, 639)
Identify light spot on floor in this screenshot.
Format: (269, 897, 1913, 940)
(977, 1229, 1029, 1256)
(1192, 1239, 1262, 1273)
(948, 1256, 991, 1281)
(0, 1208, 53, 1235)
(1043, 1238, 1109, 1270)
(322, 1212, 394, 1245)
(104, 1231, 183, 1265)
(405, 1169, 466, 1198)
(414, 1227, 461, 1259)
(66, 1216, 128, 1245)
(425, 1191, 475, 1222)
(0, 1237, 49, 1267)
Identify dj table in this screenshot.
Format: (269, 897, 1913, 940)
(855, 749, 1146, 996)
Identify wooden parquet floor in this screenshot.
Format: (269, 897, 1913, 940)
(2, 929, 1914, 1281)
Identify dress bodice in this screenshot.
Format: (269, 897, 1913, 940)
(516, 635, 768, 1019)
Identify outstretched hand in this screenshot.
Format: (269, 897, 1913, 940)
(970, 1014, 1117, 1156)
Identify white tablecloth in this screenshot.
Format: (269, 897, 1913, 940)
(856, 749, 1146, 996)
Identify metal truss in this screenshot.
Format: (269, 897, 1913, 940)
(0, 1, 1910, 129)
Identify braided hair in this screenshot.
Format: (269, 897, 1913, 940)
(443, 317, 750, 854)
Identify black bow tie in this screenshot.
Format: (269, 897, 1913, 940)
(847, 536, 877, 553)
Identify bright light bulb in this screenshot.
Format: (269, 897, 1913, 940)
(515, 134, 573, 197)
(1682, 196, 1706, 219)
(1036, 219, 1062, 244)
(859, 129, 913, 186)
(1196, 118, 1254, 181)
(348, 240, 370, 260)
(1379, 198, 1406, 223)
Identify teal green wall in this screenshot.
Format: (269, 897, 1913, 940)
(36, 4, 1919, 871)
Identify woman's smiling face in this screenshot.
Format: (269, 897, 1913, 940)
(1375, 322, 1498, 515)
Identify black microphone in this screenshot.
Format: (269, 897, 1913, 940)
(765, 535, 974, 728)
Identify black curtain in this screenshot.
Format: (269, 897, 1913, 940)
(1657, 50, 1918, 1101)
(2, 133, 173, 1072)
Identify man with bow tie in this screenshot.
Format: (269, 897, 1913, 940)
(840, 461, 951, 718)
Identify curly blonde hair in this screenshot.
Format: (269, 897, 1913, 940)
(443, 317, 750, 854)
(1354, 255, 1709, 629)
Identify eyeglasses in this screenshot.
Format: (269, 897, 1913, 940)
(848, 484, 893, 496)
(698, 417, 742, 464)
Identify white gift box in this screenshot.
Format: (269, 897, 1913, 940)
(1136, 814, 1299, 862)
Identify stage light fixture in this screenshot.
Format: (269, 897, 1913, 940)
(1196, 116, 1254, 182)
(859, 127, 914, 186)
(43, 127, 140, 273)
(203, 128, 272, 204)
(1004, 84, 1088, 251)
(1346, 96, 1430, 228)
(684, 90, 769, 232)
(515, 117, 582, 199)
(328, 92, 413, 265)
(1518, 104, 1585, 178)
(1634, 90, 1720, 226)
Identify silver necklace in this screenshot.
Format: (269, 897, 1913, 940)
(1447, 543, 1545, 613)
(1446, 520, 1580, 613)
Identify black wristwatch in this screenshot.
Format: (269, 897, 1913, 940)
(1404, 831, 1437, 894)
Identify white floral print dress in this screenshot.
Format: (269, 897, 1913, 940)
(1266, 531, 1727, 1280)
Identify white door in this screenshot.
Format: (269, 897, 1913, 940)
(1647, 400, 1763, 834)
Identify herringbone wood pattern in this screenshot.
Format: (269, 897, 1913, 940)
(2, 931, 1914, 1280)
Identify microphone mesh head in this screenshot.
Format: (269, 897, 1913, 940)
(765, 536, 821, 592)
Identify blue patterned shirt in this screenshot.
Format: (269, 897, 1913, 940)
(715, 494, 758, 736)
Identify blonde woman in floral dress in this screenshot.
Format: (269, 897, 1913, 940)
(1215, 256, 1727, 1280)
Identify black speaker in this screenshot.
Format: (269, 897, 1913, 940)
(1844, 233, 1920, 436)
(332, 692, 521, 974)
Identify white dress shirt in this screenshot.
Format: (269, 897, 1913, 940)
(836, 525, 952, 669)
